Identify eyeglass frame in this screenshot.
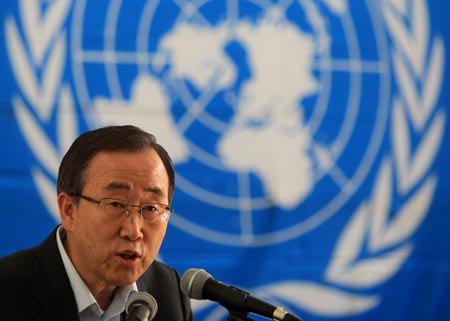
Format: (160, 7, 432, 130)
(71, 193, 173, 223)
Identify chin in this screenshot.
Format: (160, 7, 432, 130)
(112, 271, 142, 286)
(115, 276, 139, 286)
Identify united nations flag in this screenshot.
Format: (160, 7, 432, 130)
(1, 1, 449, 320)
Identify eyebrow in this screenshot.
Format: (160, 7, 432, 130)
(145, 186, 166, 198)
(105, 182, 166, 198)
(105, 182, 130, 191)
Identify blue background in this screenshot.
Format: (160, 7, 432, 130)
(1, 1, 449, 321)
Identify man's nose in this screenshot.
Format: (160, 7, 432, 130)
(126, 205, 143, 219)
(120, 207, 144, 241)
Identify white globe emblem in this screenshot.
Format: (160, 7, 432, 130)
(71, 0, 390, 246)
(6, 0, 444, 316)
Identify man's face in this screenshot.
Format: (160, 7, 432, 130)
(59, 149, 170, 290)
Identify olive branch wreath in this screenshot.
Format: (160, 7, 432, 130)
(262, 0, 446, 317)
(4, 0, 445, 318)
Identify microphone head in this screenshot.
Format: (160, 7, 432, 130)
(125, 292, 158, 320)
(180, 268, 212, 299)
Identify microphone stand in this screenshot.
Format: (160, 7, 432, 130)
(228, 310, 254, 321)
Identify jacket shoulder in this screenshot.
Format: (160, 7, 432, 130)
(138, 261, 193, 321)
(0, 247, 37, 288)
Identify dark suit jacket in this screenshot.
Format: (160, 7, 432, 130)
(0, 227, 193, 321)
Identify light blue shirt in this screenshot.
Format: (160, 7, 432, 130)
(56, 226, 138, 321)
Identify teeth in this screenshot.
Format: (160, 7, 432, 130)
(121, 253, 136, 259)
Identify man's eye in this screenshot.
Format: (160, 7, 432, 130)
(142, 205, 158, 212)
(109, 201, 127, 209)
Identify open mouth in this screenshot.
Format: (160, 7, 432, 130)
(120, 252, 138, 260)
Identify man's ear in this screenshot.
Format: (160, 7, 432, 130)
(58, 193, 76, 231)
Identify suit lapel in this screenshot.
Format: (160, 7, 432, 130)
(32, 291, 79, 321)
(29, 227, 79, 321)
(136, 278, 147, 292)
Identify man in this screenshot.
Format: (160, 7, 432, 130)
(0, 125, 193, 321)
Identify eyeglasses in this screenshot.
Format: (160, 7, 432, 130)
(74, 194, 173, 224)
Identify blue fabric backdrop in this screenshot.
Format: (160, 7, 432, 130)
(1, 1, 449, 320)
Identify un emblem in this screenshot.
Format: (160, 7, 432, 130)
(5, 0, 445, 318)
(73, 0, 394, 247)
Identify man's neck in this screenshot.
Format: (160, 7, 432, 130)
(95, 286, 116, 311)
(62, 238, 116, 310)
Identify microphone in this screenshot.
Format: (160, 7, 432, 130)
(180, 268, 302, 321)
(125, 292, 158, 321)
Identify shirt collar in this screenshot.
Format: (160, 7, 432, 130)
(56, 225, 138, 314)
